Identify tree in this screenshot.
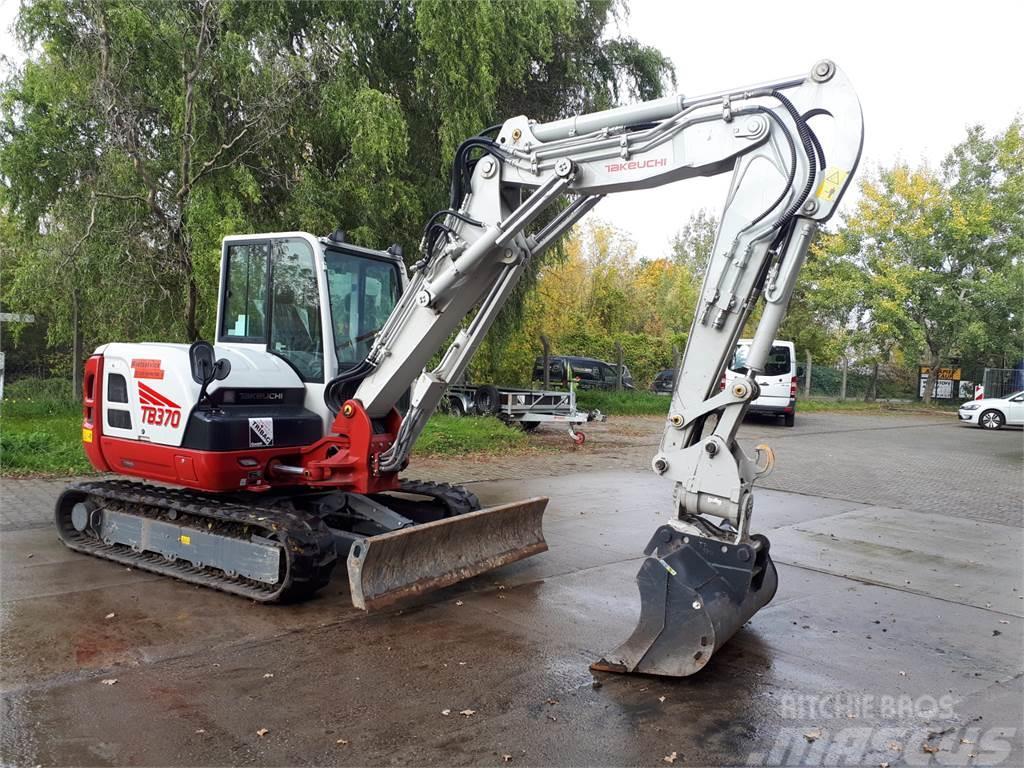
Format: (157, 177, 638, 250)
(808, 118, 1023, 403)
(670, 209, 717, 284)
(1, 0, 674, 379)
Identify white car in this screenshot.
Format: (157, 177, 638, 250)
(726, 339, 798, 427)
(958, 391, 1024, 429)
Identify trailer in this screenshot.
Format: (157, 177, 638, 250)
(446, 384, 604, 444)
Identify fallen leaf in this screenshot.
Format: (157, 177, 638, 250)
(502, 755, 512, 763)
(547, 714, 557, 722)
(256, 728, 269, 737)
(922, 744, 939, 754)
(441, 709, 451, 716)
(546, 698, 558, 706)
(104, 613, 115, 619)
(992, 630, 1002, 636)
(336, 739, 349, 746)
(658, 696, 666, 703)
(101, 679, 118, 686)
(459, 709, 476, 717)
(804, 730, 821, 743)
(886, 741, 902, 752)
(263, 673, 274, 678)
(999, 620, 1009, 624)
(26, 553, 34, 559)
(879, 762, 889, 768)
(455, 600, 464, 606)
(663, 752, 678, 764)
(898, 670, 906, 676)
(195, 729, 206, 734)
(960, 738, 974, 745)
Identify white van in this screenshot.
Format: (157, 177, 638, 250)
(725, 339, 798, 426)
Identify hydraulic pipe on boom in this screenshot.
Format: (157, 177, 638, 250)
(351, 59, 862, 675)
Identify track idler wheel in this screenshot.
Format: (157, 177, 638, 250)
(592, 525, 778, 677)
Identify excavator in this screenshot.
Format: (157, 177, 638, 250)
(56, 60, 863, 677)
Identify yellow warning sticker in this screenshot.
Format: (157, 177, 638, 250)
(816, 169, 849, 202)
(82, 427, 93, 444)
(179, 534, 191, 545)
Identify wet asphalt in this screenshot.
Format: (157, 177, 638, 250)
(1, 417, 1022, 766)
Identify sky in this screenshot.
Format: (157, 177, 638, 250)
(1, 0, 1021, 259)
(600, 0, 1024, 257)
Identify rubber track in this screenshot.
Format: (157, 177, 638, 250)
(55, 480, 337, 603)
(395, 479, 481, 517)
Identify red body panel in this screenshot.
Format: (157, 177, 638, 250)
(84, 353, 402, 495)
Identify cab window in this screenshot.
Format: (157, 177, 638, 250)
(221, 237, 324, 382)
(325, 248, 400, 366)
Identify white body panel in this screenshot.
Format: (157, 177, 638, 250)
(96, 342, 304, 447)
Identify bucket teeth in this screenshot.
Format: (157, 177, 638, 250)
(347, 497, 548, 611)
(593, 526, 778, 677)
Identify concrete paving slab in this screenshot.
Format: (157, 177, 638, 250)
(768, 507, 1024, 615)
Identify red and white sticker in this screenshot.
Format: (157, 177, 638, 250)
(138, 382, 182, 428)
(131, 358, 165, 380)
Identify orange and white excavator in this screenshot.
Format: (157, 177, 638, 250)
(57, 60, 862, 676)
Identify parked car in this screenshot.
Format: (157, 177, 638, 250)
(724, 339, 798, 426)
(532, 355, 635, 391)
(651, 369, 675, 395)
(958, 391, 1024, 429)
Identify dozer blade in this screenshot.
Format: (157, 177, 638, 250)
(592, 524, 778, 677)
(347, 497, 548, 611)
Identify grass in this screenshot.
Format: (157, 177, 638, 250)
(575, 389, 670, 415)
(1, 379, 93, 476)
(0, 378, 531, 476)
(415, 414, 529, 457)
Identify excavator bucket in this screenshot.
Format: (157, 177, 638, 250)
(347, 497, 548, 611)
(592, 524, 778, 677)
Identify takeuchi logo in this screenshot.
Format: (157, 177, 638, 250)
(138, 382, 182, 428)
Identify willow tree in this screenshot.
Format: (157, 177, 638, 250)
(2, 0, 672, 384)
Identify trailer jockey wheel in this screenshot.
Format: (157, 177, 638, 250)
(569, 429, 586, 447)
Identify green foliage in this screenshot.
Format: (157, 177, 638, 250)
(413, 415, 528, 456)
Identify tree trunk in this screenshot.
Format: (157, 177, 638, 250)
(865, 360, 879, 402)
(804, 349, 812, 398)
(71, 289, 83, 402)
(922, 352, 941, 405)
(185, 271, 200, 341)
(839, 356, 848, 401)
(540, 335, 550, 389)
(615, 341, 624, 391)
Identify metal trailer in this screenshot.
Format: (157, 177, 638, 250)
(446, 384, 604, 444)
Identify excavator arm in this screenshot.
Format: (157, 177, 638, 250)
(346, 59, 863, 674)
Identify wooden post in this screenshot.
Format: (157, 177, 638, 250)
(540, 335, 550, 389)
(72, 289, 83, 402)
(804, 349, 812, 398)
(839, 355, 848, 401)
(615, 341, 624, 391)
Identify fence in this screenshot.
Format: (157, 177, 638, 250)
(981, 368, 1024, 399)
(796, 361, 918, 401)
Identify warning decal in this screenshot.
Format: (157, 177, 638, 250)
(249, 417, 274, 447)
(815, 169, 849, 202)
